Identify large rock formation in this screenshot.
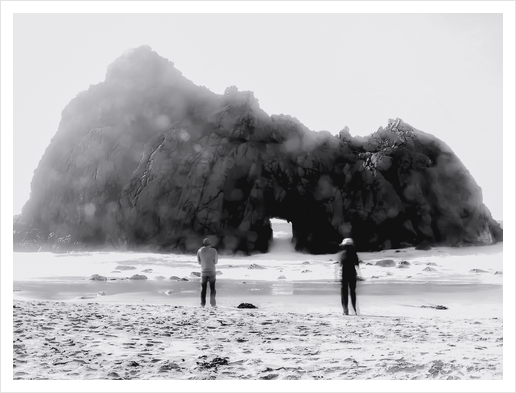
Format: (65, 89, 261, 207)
(14, 45, 503, 254)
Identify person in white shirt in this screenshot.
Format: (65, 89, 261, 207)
(197, 238, 218, 307)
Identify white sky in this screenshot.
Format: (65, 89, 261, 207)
(10, 11, 505, 220)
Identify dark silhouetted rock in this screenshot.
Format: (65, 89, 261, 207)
(302, 261, 311, 265)
(375, 259, 396, 267)
(180, 277, 189, 281)
(415, 240, 432, 251)
(90, 274, 107, 281)
(129, 274, 147, 280)
(13, 45, 503, 255)
(169, 276, 181, 281)
(397, 261, 411, 268)
(237, 303, 257, 309)
(196, 356, 228, 370)
(421, 305, 448, 310)
(301, 269, 312, 273)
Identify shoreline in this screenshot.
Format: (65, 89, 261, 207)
(14, 279, 502, 319)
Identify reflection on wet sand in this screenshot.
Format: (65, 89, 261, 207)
(271, 281, 294, 295)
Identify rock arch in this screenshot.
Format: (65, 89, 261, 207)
(14, 46, 502, 254)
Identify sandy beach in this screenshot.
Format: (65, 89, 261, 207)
(10, 225, 506, 382)
(13, 299, 502, 381)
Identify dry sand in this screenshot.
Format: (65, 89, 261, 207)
(13, 298, 502, 381)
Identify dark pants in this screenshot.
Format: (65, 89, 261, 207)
(201, 273, 216, 307)
(341, 274, 357, 313)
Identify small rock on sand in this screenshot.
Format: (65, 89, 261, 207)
(494, 271, 503, 275)
(180, 278, 189, 281)
(397, 261, 411, 268)
(278, 275, 286, 280)
(302, 261, 311, 265)
(129, 274, 148, 280)
(216, 270, 223, 275)
(155, 276, 166, 280)
(248, 264, 266, 270)
(421, 305, 448, 310)
(115, 266, 136, 271)
(422, 267, 437, 272)
(190, 272, 201, 277)
(97, 291, 106, 296)
(470, 269, 488, 273)
(427, 262, 438, 266)
(169, 276, 181, 281)
(301, 270, 311, 273)
(375, 259, 396, 267)
(90, 274, 107, 281)
(141, 269, 153, 273)
(237, 303, 258, 309)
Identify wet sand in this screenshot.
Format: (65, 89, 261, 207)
(13, 278, 502, 319)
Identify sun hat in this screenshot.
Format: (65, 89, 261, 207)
(340, 238, 354, 246)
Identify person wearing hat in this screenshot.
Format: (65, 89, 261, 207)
(197, 238, 219, 307)
(339, 238, 360, 315)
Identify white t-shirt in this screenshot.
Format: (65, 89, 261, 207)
(197, 246, 218, 273)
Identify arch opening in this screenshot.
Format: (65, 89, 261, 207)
(269, 218, 295, 253)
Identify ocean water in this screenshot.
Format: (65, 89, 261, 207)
(13, 219, 503, 317)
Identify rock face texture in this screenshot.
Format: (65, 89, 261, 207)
(14, 46, 503, 254)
